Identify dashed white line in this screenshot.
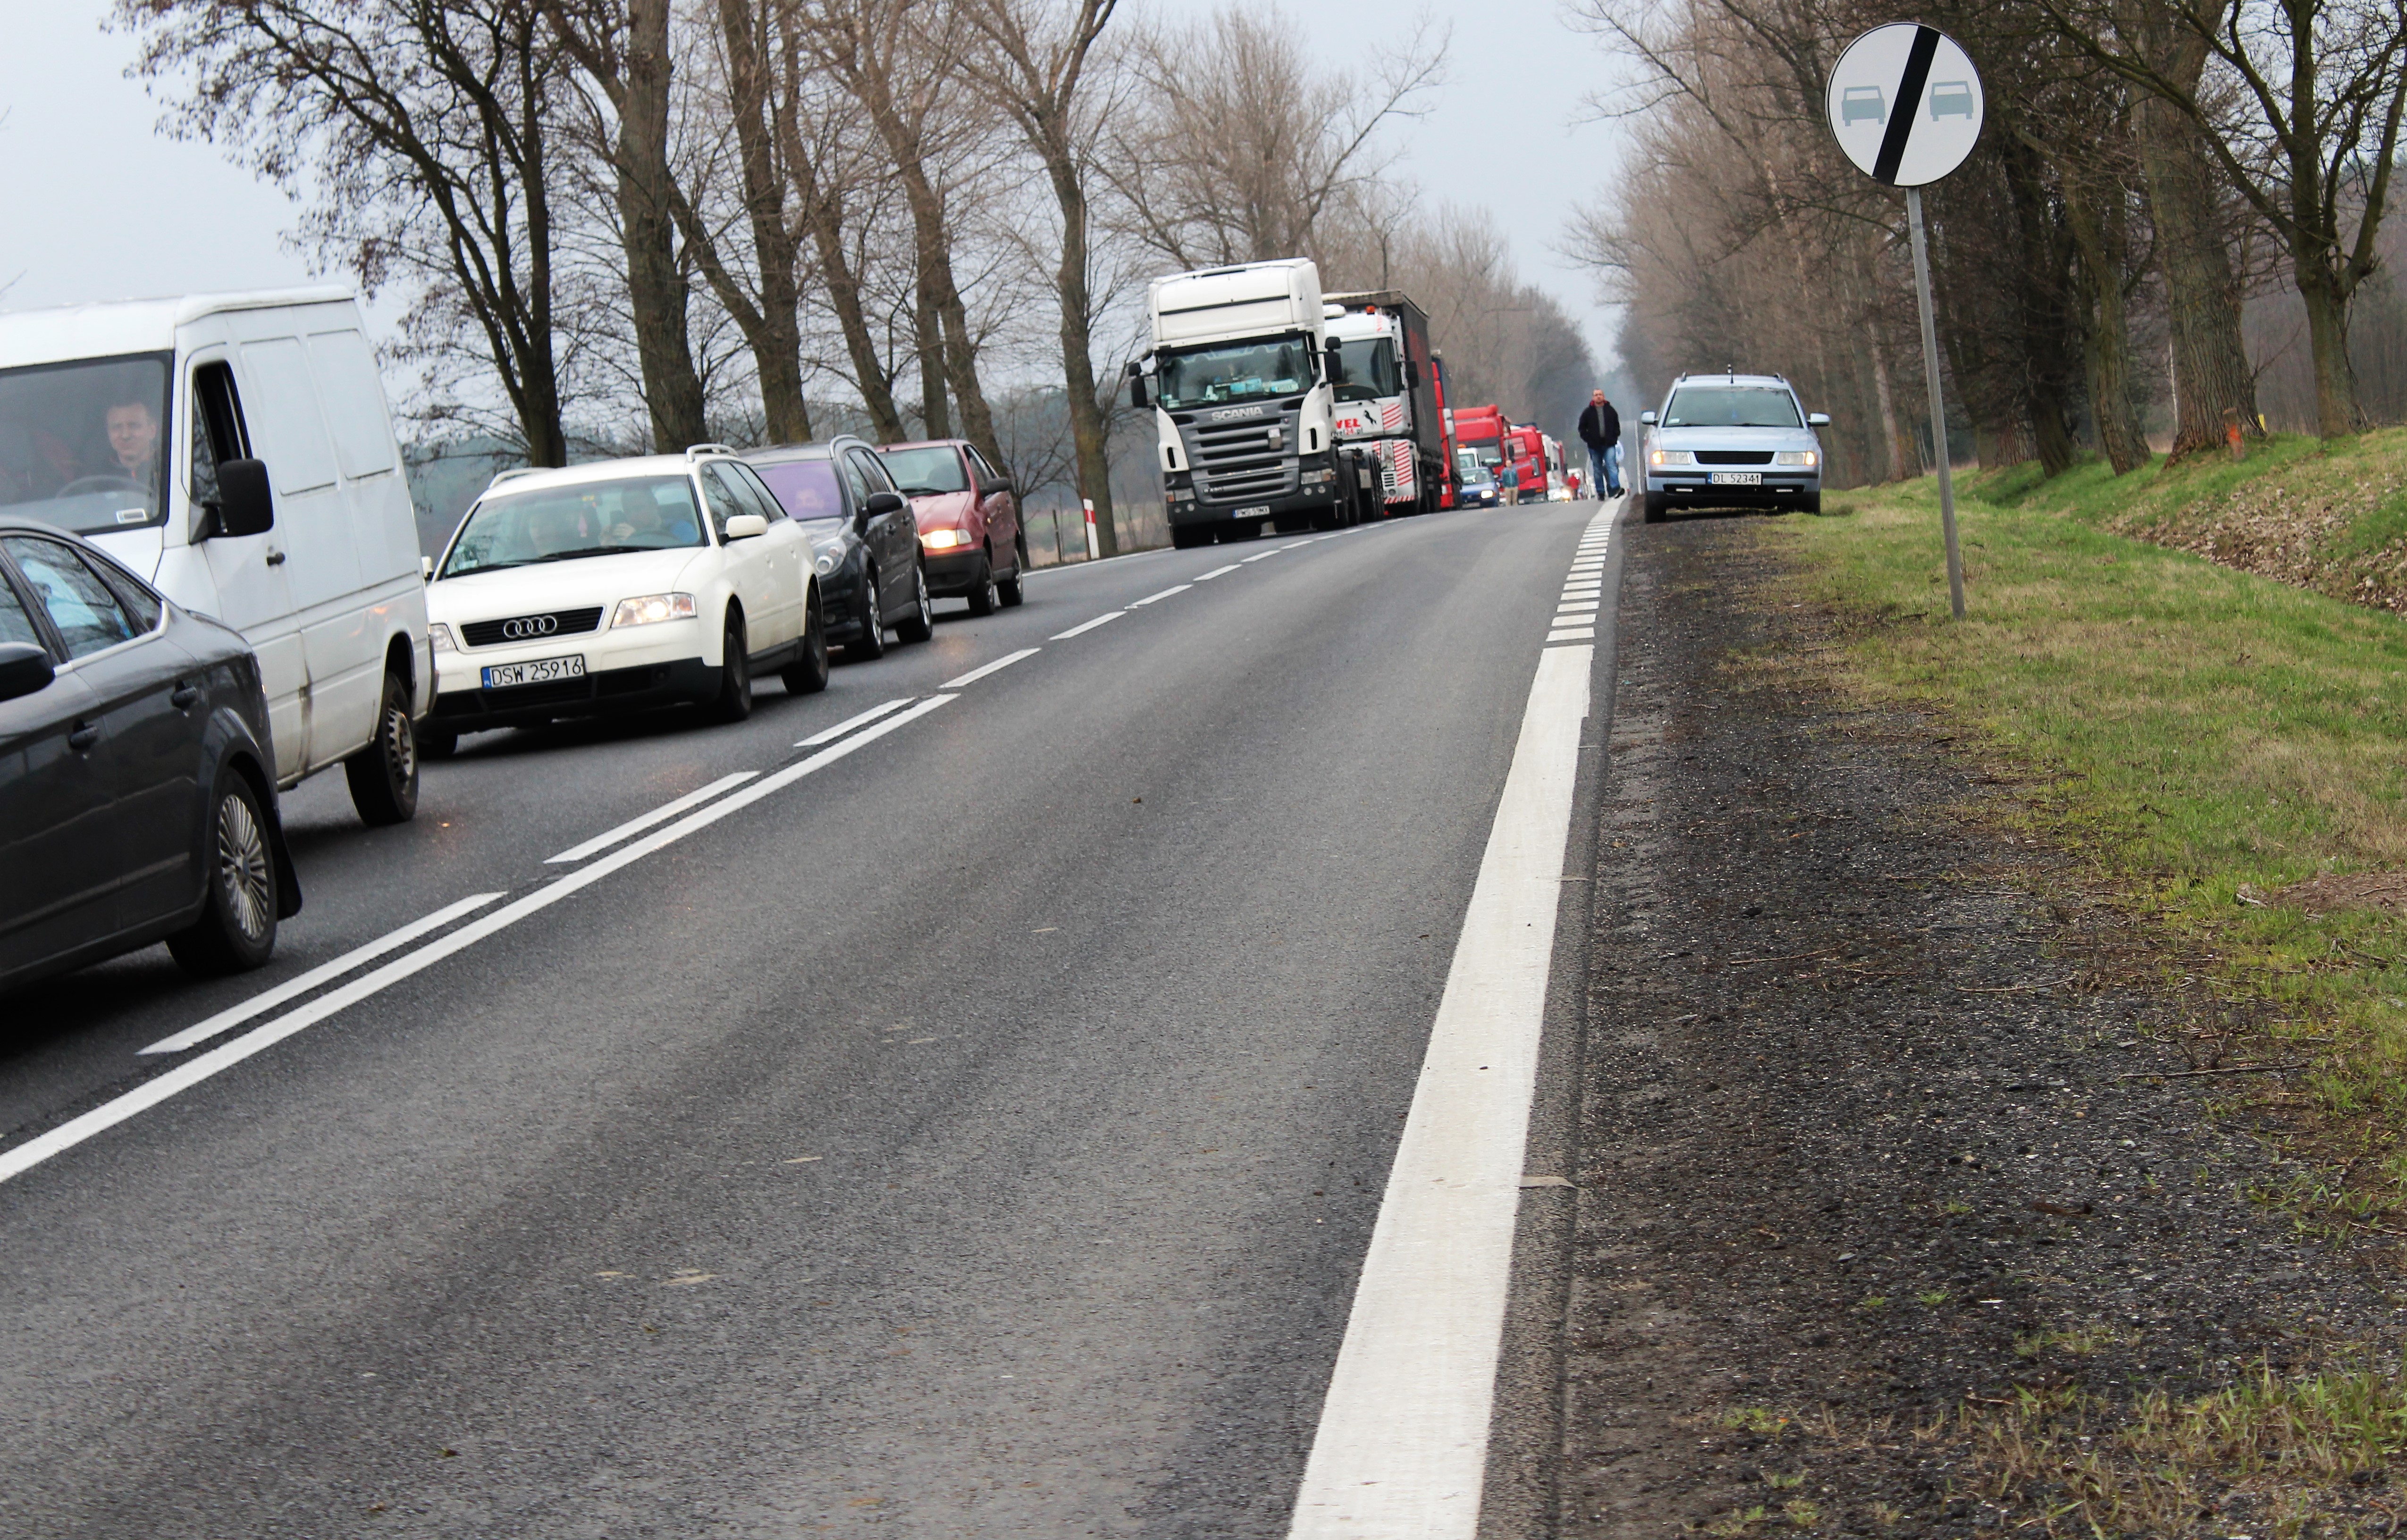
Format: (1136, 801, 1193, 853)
(1193, 564, 1241, 581)
(2, 695, 960, 1188)
(1130, 584, 1192, 606)
(1240, 550, 1283, 563)
(1051, 612, 1125, 640)
(139, 891, 508, 1056)
(544, 770, 763, 863)
(797, 697, 916, 747)
(942, 648, 1042, 689)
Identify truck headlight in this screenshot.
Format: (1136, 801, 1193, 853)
(1300, 466, 1334, 486)
(428, 622, 456, 654)
(1775, 451, 1818, 467)
(612, 592, 696, 628)
(1650, 449, 1695, 467)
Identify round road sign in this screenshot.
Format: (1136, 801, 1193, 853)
(1825, 23, 1984, 187)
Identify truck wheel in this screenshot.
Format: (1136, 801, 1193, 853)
(710, 611, 754, 723)
(782, 590, 831, 695)
(344, 671, 420, 825)
(1171, 525, 1212, 550)
(894, 564, 935, 643)
(168, 769, 279, 977)
(1643, 492, 1671, 524)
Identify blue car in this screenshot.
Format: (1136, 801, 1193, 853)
(1638, 372, 1829, 523)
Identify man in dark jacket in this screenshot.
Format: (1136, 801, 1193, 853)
(1577, 390, 1623, 498)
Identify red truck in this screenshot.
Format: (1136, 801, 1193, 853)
(1503, 423, 1548, 504)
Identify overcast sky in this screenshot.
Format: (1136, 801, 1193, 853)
(3, 1, 1624, 371)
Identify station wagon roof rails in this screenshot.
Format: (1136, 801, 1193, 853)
(685, 443, 738, 459)
(488, 467, 543, 487)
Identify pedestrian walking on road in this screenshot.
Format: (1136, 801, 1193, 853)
(1499, 458, 1521, 506)
(1578, 389, 1624, 499)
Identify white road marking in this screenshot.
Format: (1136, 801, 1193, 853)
(1050, 612, 1124, 640)
(1130, 584, 1192, 606)
(797, 697, 916, 747)
(1546, 627, 1597, 642)
(1240, 550, 1283, 563)
(544, 770, 763, 863)
(1280, 540, 1313, 549)
(1555, 603, 1599, 615)
(139, 892, 508, 1056)
(1193, 564, 1241, 581)
(942, 648, 1041, 689)
(0, 696, 959, 1188)
(1287, 645, 1593, 1539)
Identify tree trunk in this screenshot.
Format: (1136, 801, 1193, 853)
(715, 0, 810, 444)
(2132, 98, 2258, 454)
(2298, 259, 2364, 437)
(1050, 161, 1118, 557)
(912, 278, 951, 438)
(611, 0, 708, 451)
(892, 159, 996, 458)
(2063, 173, 2148, 473)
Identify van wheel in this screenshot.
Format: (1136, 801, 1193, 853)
(711, 612, 754, 723)
(168, 770, 279, 977)
(895, 564, 935, 643)
(345, 672, 420, 825)
(782, 590, 831, 695)
(421, 730, 458, 760)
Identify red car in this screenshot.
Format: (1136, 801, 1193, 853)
(876, 439, 1027, 614)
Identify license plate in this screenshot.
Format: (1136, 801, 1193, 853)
(1710, 472, 1763, 486)
(482, 655, 586, 689)
(1234, 504, 1270, 518)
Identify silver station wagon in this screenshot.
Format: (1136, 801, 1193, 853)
(1639, 373, 1829, 523)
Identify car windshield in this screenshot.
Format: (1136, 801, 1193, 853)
(880, 446, 968, 496)
(440, 474, 706, 578)
(750, 458, 846, 525)
(1331, 337, 1401, 404)
(1156, 337, 1312, 409)
(0, 353, 172, 535)
(1663, 387, 1801, 429)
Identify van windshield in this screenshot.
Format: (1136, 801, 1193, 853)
(440, 475, 707, 578)
(0, 354, 172, 534)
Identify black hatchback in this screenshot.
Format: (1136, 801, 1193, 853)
(0, 516, 301, 993)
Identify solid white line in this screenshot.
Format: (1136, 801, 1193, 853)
(797, 697, 916, 747)
(544, 770, 762, 863)
(1240, 550, 1283, 563)
(1130, 584, 1192, 606)
(1193, 564, 1241, 581)
(0, 695, 959, 1188)
(1051, 611, 1125, 640)
(1287, 646, 1593, 1539)
(941, 648, 1041, 689)
(139, 892, 508, 1056)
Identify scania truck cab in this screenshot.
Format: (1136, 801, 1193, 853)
(1129, 259, 1353, 548)
(1322, 290, 1446, 518)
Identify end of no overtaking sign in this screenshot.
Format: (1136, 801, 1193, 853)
(1825, 23, 1984, 187)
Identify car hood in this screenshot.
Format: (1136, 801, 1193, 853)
(427, 547, 711, 622)
(1650, 424, 1819, 452)
(907, 490, 975, 527)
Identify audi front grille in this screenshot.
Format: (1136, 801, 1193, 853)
(460, 606, 607, 648)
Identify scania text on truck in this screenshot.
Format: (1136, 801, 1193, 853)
(1322, 290, 1447, 518)
(1126, 259, 1356, 548)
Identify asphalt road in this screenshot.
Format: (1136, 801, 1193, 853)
(0, 498, 1623, 1538)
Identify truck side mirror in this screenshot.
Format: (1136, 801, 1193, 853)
(1323, 338, 1347, 385)
(1405, 360, 1422, 390)
(213, 458, 275, 538)
(1125, 360, 1149, 411)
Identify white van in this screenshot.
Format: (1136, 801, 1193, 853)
(0, 288, 430, 824)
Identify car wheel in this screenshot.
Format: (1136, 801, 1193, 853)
(344, 670, 420, 825)
(851, 568, 887, 660)
(997, 540, 1027, 607)
(710, 611, 753, 723)
(783, 588, 832, 695)
(895, 564, 935, 643)
(168, 770, 279, 977)
(966, 557, 999, 617)
(1643, 492, 1670, 524)
(1796, 492, 1822, 515)
(421, 729, 458, 760)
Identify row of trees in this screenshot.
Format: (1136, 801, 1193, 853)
(114, 0, 1598, 551)
(1577, 0, 2407, 488)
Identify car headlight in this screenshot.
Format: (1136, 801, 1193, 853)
(612, 592, 696, 628)
(1650, 449, 1695, 467)
(921, 528, 972, 550)
(428, 622, 456, 654)
(813, 546, 842, 575)
(1775, 451, 1818, 467)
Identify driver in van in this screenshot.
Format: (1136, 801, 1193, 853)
(101, 396, 161, 490)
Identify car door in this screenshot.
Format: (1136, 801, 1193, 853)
(724, 461, 806, 646)
(186, 356, 304, 782)
(699, 465, 774, 658)
(968, 445, 1020, 570)
(847, 448, 913, 611)
(0, 547, 118, 977)
(80, 548, 212, 929)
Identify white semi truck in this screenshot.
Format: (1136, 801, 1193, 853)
(1127, 258, 1361, 548)
(1322, 290, 1447, 518)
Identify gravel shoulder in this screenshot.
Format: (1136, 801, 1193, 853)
(1553, 513, 2406, 1537)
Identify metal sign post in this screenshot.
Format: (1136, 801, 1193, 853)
(1825, 22, 1986, 621)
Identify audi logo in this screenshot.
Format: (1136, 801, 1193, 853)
(501, 614, 560, 640)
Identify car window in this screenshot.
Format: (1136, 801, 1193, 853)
(0, 569, 42, 651)
(722, 462, 787, 523)
(1661, 387, 1802, 429)
(750, 458, 845, 523)
(848, 447, 897, 495)
(834, 450, 870, 505)
(439, 475, 707, 578)
(699, 465, 753, 539)
(3, 535, 142, 659)
(80, 550, 163, 632)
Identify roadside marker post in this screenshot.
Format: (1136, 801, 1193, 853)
(1083, 498, 1101, 561)
(1825, 21, 1984, 621)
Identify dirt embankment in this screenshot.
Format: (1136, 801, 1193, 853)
(2108, 457, 2407, 615)
(1555, 515, 2404, 1537)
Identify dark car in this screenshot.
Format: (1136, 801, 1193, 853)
(876, 439, 1027, 614)
(0, 517, 301, 992)
(743, 438, 933, 660)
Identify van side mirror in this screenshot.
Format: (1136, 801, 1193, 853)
(0, 642, 55, 703)
(1125, 360, 1149, 411)
(1807, 412, 1831, 427)
(214, 458, 275, 538)
(1640, 411, 1658, 426)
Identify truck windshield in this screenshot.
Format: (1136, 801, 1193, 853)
(441, 474, 707, 578)
(1156, 338, 1312, 409)
(1663, 387, 1801, 429)
(1331, 337, 1401, 404)
(0, 353, 172, 535)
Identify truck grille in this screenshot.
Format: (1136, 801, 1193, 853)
(460, 606, 606, 648)
(1694, 451, 1773, 466)
(1185, 412, 1298, 504)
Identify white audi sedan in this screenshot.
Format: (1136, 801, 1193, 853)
(420, 448, 827, 756)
